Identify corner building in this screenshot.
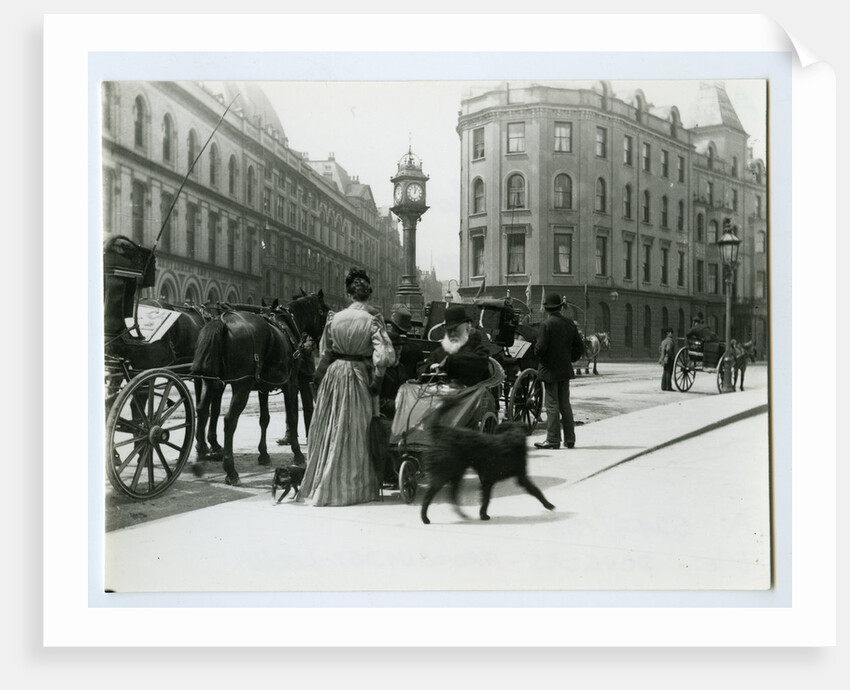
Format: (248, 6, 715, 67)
(457, 81, 768, 358)
(101, 81, 403, 315)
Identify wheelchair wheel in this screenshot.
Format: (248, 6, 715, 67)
(399, 455, 419, 505)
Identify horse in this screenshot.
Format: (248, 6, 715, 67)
(578, 332, 611, 375)
(191, 292, 327, 485)
(729, 339, 756, 391)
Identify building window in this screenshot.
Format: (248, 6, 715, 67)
(697, 214, 704, 242)
(708, 263, 718, 294)
(208, 212, 218, 263)
(102, 83, 114, 134)
(227, 221, 236, 269)
(507, 232, 525, 274)
(625, 304, 633, 348)
(662, 306, 669, 331)
(642, 142, 651, 171)
(472, 178, 485, 213)
(677, 250, 685, 287)
(707, 181, 714, 206)
(677, 155, 685, 183)
(732, 189, 738, 211)
(696, 260, 705, 292)
(187, 130, 198, 175)
(661, 149, 669, 177)
(554, 232, 572, 274)
(678, 308, 686, 338)
(596, 127, 608, 158)
(756, 195, 763, 218)
(473, 127, 485, 159)
(288, 202, 297, 227)
(624, 239, 633, 280)
(276, 195, 284, 220)
(133, 96, 145, 148)
(623, 185, 632, 219)
(554, 122, 572, 152)
(677, 200, 685, 231)
(642, 244, 651, 283)
(159, 192, 173, 253)
(131, 181, 146, 245)
(209, 144, 219, 187)
(661, 247, 669, 285)
(228, 156, 238, 196)
(756, 231, 766, 253)
(732, 156, 739, 177)
(595, 236, 608, 276)
(102, 169, 115, 235)
(756, 270, 766, 299)
(708, 220, 719, 244)
(623, 135, 633, 165)
(595, 178, 607, 213)
(471, 235, 485, 276)
(245, 229, 253, 274)
(162, 114, 173, 162)
(247, 167, 255, 207)
(507, 122, 525, 153)
(661, 195, 669, 228)
(186, 203, 198, 260)
(554, 174, 572, 209)
(642, 190, 651, 223)
(643, 306, 652, 348)
(507, 174, 526, 209)
(708, 147, 715, 170)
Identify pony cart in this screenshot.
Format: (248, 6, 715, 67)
(672, 337, 731, 393)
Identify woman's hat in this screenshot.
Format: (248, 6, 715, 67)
(543, 292, 563, 310)
(389, 306, 412, 333)
(664, 326, 674, 334)
(444, 304, 472, 331)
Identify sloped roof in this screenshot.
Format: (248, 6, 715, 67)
(692, 81, 746, 133)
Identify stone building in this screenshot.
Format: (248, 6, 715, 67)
(100, 80, 403, 314)
(456, 80, 768, 357)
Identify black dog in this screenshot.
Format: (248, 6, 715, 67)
(272, 465, 305, 503)
(420, 414, 555, 524)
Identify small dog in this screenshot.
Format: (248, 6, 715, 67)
(272, 465, 305, 503)
(420, 404, 555, 524)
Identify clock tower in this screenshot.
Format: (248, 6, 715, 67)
(390, 148, 429, 330)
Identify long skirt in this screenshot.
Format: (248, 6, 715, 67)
(297, 359, 379, 506)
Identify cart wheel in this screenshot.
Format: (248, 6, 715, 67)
(717, 359, 733, 393)
(399, 456, 419, 505)
(106, 368, 196, 500)
(506, 368, 544, 433)
(673, 347, 695, 392)
(479, 411, 499, 434)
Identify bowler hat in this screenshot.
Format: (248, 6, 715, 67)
(543, 292, 563, 310)
(389, 306, 412, 333)
(443, 304, 472, 331)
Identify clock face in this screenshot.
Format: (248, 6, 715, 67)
(406, 183, 424, 202)
(393, 183, 404, 204)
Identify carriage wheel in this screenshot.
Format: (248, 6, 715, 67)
(506, 368, 544, 433)
(673, 348, 695, 392)
(716, 359, 736, 393)
(106, 368, 196, 500)
(398, 456, 419, 505)
(479, 411, 499, 434)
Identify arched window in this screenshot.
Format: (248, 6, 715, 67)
(595, 178, 606, 213)
(600, 302, 611, 333)
(133, 95, 146, 148)
(623, 184, 632, 218)
(732, 156, 739, 177)
(472, 178, 485, 214)
(160, 192, 174, 253)
(507, 174, 525, 209)
(247, 166, 255, 206)
(625, 304, 633, 348)
(185, 285, 199, 305)
(228, 155, 238, 195)
(642, 190, 651, 223)
(187, 130, 199, 176)
(643, 305, 652, 348)
(131, 181, 146, 244)
(707, 145, 715, 170)
(209, 143, 219, 187)
(159, 281, 173, 304)
(708, 219, 719, 244)
(661, 195, 669, 227)
(697, 214, 705, 242)
(554, 174, 572, 209)
(162, 114, 173, 162)
(662, 306, 669, 331)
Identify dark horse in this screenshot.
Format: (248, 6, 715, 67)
(191, 292, 327, 485)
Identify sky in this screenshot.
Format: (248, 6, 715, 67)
(260, 79, 767, 283)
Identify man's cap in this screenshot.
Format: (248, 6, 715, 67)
(444, 304, 473, 331)
(389, 306, 412, 333)
(543, 292, 563, 310)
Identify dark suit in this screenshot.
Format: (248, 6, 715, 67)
(417, 329, 490, 387)
(535, 310, 585, 446)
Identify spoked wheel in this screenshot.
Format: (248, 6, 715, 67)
(673, 347, 695, 392)
(506, 368, 544, 433)
(716, 358, 737, 393)
(106, 368, 196, 500)
(398, 455, 419, 505)
(479, 411, 499, 434)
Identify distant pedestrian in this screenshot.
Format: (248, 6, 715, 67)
(658, 327, 675, 391)
(533, 293, 585, 450)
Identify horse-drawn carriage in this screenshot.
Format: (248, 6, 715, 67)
(672, 337, 730, 393)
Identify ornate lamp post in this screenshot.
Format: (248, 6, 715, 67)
(717, 220, 742, 393)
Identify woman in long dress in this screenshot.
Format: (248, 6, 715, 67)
(296, 268, 395, 506)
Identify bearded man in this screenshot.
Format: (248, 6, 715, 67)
(417, 304, 490, 387)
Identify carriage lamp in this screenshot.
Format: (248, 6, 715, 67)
(717, 223, 742, 393)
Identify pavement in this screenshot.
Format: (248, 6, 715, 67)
(103, 367, 771, 595)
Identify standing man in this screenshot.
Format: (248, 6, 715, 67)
(658, 326, 676, 391)
(533, 293, 585, 450)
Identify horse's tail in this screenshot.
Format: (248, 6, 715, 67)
(191, 318, 226, 377)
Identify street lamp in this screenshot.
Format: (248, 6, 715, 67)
(717, 221, 742, 393)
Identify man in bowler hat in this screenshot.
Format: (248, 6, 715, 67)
(417, 304, 490, 387)
(533, 292, 585, 449)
